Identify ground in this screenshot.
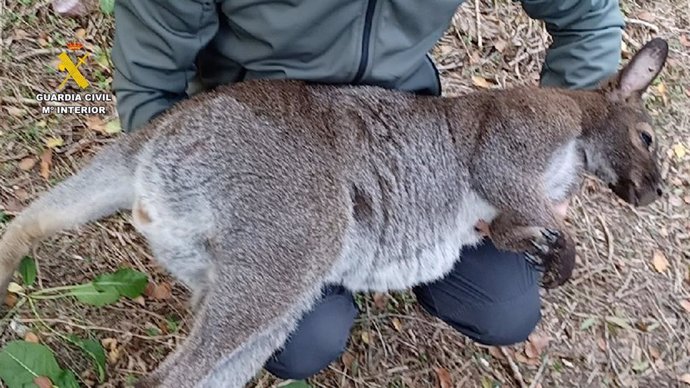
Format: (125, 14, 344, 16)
(0, 0, 689, 387)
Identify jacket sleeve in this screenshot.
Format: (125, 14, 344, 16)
(519, 0, 625, 89)
(112, 0, 219, 132)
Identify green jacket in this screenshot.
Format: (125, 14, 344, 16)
(112, 0, 624, 132)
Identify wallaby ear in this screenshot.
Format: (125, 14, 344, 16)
(607, 37, 668, 100)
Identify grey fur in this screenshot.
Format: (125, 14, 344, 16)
(0, 38, 668, 387)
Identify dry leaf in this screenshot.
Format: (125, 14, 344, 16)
(151, 282, 172, 300)
(526, 332, 550, 358)
(40, 149, 52, 180)
(684, 196, 690, 205)
(652, 250, 669, 273)
(341, 351, 356, 369)
(636, 11, 655, 22)
(434, 367, 452, 388)
(657, 82, 668, 105)
(372, 292, 387, 310)
(649, 346, 661, 359)
(85, 116, 106, 133)
(360, 331, 370, 345)
(15, 188, 30, 202)
(34, 376, 53, 388)
(18, 157, 36, 171)
(680, 35, 690, 48)
(102, 338, 118, 350)
(681, 374, 690, 386)
(493, 39, 508, 53)
(681, 300, 690, 314)
(597, 338, 607, 351)
(45, 137, 64, 149)
(75, 28, 87, 39)
(391, 317, 403, 332)
(144, 282, 156, 297)
(108, 346, 120, 364)
(4, 293, 18, 307)
(472, 75, 492, 89)
(525, 341, 539, 359)
(488, 346, 505, 360)
(132, 295, 146, 306)
(24, 332, 40, 343)
(670, 196, 683, 207)
(673, 143, 687, 159)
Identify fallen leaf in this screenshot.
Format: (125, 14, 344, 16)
(670, 196, 683, 207)
(4, 293, 18, 307)
(45, 137, 64, 149)
(144, 282, 156, 297)
(580, 317, 597, 331)
(488, 346, 505, 360)
(673, 143, 687, 159)
(526, 332, 550, 358)
(39, 149, 52, 180)
(636, 11, 655, 22)
(493, 39, 508, 53)
(680, 35, 690, 49)
(24, 332, 40, 343)
(104, 119, 121, 134)
(15, 189, 30, 202)
(13, 29, 29, 39)
(75, 28, 86, 39)
(360, 331, 370, 345)
(391, 317, 403, 332)
(434, 367, 452, 388)
(652, 250, 669, 273)
(681, 300, 690, 314)
(132, 295, 145, 306)
(472, 75, 492, 89)
(605, 316, 633, 330)
(372, 292, 387, 310)
(7, 282, 24, 294)
(649, 346, 660, 359)
(684, 196, 690, 205)
(37, 37, 49, 47)
(34, 376, 53, 388)
(657, 82, 668, 105)
(107, 346, 120, 364)
(18, 157, 36, 171)
(151, 282, 172, 300)
(680, 373, 690, 385)
(341, 351, 356, 369)
(85, 116, 106, 133)
(101, 338, 117, 351)
(597, 338, 606, 351)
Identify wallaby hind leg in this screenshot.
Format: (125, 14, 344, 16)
(134, 232, 334, 388)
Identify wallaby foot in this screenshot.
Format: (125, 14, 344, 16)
(489, 211, 575, 288)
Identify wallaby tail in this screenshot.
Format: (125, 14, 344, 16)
(0, 141, 137, 296)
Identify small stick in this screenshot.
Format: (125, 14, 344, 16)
(624, 17, 659, 32)
(528, 354, 549, 388)
(500, 347, 527, 388)
(475, 0, 482, 49)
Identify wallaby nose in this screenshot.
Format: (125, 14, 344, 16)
(656, 187, 663, 197)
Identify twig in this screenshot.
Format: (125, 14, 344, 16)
(625, 17, 660, 32)
(474, 0, 482, 49)
(500, 347, 527, 388)
(16, 47, 62, 61)
(528, 354, 549, 388)
(596, 214, 615, 266)
(18, 317, 185, 342)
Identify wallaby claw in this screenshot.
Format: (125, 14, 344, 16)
(530, 240, 549, 255)
(541, 228, 560, 243)
(524, 252, 545, 272)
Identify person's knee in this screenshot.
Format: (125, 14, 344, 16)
(265, 286, 357, 379)
(463, 298, 541, 346)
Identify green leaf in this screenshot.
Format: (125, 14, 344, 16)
(70, 283, 120, 307)
(55, 370, 80, 388)
(605, 316, 633, 330)
(99, 0, 114, 15)
(19, 256, 37, 287)
(67, 336, 106, 382)
(93, 268, 148, 299)
(0, 341, 62, 388)
(282, 381, 312, 388)
(104, 119, 121, 134)
(632, 360, 649, 373)
(579, 317, 597, 331)
(0, 210, 9, 224)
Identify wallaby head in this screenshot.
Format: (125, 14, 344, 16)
(583, 37, 668, 207)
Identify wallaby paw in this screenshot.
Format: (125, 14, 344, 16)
(524, 228, 576, 288)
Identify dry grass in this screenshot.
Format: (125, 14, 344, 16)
(1, 0, 689, 387)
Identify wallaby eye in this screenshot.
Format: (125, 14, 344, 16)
(640, 131, 653, 148)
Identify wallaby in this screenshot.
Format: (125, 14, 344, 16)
(0, 38, 667, 387)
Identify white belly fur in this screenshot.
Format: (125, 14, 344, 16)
(327, 189, 498, 292)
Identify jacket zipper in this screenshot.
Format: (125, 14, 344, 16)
(352, 0, 377, 83)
